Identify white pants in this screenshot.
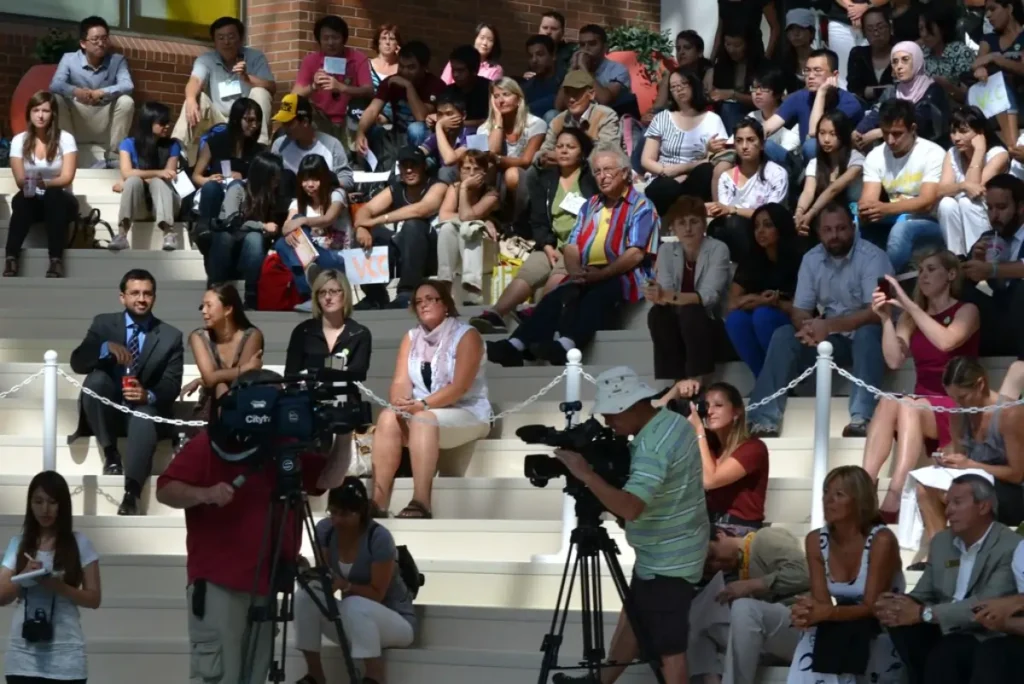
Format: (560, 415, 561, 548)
(57, 94, 135, 162)
(172, 88, 273, 159)
(937, 195, 991, 256)
(827, 21, 868, 89)
(436, 219, 493, 290)
(293, 588, 414, 659)
(118, 175, 181, 227)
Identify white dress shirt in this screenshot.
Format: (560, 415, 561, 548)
(952, 523, 994, 601)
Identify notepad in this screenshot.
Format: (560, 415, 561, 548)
(323, 57, 348, 75)
(11, 568, 50, 587)
(466, 134, 490, 152)
(172, 171, 196, 198)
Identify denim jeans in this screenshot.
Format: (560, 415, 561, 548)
(860, 213, 944, 272)
(764, 140, 791, 167)
(724, 306, 792, 377)
(207, 230, 267, 307)
(718, 101, 751, 134)
(746, 323, 884, 428)
(274, 228, 348, 298)
(197, 180, 246, 222)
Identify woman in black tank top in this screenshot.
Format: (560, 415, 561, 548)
(180, 283, 265, 418)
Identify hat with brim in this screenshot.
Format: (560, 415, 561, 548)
(272, 93, 310, 123)
(562, 69, 595, 90)
(786, 8, 817, 30)
(591, 366, 659, 415)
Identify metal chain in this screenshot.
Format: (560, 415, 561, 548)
(69, 484, 122, 507)
(57, 369, 209, 427)
(831, 363, 1024, 414)
(0, 369, 45, 400)
(747, 364, 817, 411)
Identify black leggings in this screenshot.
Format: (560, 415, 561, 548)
(7, 678, 86, 683)
(5, 188, 77, 259)
(644, 163, 714, 215)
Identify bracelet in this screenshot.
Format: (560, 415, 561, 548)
(422, 399, 430, 411)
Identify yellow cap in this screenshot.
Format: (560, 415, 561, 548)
(272, 93, 300, 123)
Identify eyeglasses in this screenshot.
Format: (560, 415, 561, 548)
(414, 295, 442, 307)
(318, 288, 344, 299)
(84, 35, 109, 45)
(592, 167, 623, 178)
(749, 85, 772, 94)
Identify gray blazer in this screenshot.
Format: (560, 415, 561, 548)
(909, 523, 1021, 638)
(654, 236, 732, 319)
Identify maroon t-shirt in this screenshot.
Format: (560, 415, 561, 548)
(375, 73, 446, 129)
(705, 437, 769, 523)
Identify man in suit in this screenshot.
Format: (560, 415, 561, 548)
(69, 268, 184, 516)
(969, 538, 1024, 682)
(874, 474, 1021, 684)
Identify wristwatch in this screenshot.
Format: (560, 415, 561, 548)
(421, 399, 430, 411)
(922, 606, 933, 623)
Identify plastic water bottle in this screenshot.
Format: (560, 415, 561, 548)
(23, 174, 36, 197)
(986, 235, 1009, 263)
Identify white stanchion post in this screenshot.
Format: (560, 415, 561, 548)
(43, 350, 59, 472)
(532, 348, 583, 563)
(811, 341, 833, 529)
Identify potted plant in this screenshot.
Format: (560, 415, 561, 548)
(606, 25, 676, 117)
(11, 29, 80, 135)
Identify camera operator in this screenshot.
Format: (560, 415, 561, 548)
(294, 477, 415, 684)
(155, 369, 346, 684)
(553, 366, 710, 684)
(285, 269, 372, 487)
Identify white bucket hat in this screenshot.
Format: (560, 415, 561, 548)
(591, 366, 659, 415)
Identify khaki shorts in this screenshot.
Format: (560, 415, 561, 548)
(516, 250, 567, 290)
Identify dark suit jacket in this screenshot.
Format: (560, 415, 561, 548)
(909, 523, 1021, 638)
(68, 311, 185, 440)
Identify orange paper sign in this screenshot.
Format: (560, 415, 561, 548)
(340, 247, 390, 285)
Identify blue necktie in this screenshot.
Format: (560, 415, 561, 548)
(127, 325, 141, 374)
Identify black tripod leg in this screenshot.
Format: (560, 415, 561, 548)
(537, 539, 579, 684)
(601, 547, 666, 684)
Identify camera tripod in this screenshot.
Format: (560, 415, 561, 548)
(237, 452, 361, 684)
(536, 512, 666, 684)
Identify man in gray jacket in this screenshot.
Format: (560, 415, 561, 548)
(875, 474, 1021, 684)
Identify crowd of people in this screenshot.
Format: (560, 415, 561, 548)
(5, 1, 1024, 683)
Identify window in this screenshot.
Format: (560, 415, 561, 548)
(1, 0, 241, 42)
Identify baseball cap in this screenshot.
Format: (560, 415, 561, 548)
(786, 8, 817, 30)
(272, 93, 312, 123)
(591, 366, 659, 415)
(397, 146, 427, 165)
(562, 70, 595, 90)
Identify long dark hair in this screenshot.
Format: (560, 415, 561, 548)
(733, 117, 768, 181)
(712, 25, 762, 92)
(242, 151, 286, 222)
(474, 22, 502, 63)
(295, 154, 339, 216)
(814, 110, 855, 194)
(327, 477, 371, 531)
(132, 101, 175, 171)
(991, 0, 1024, 26)
(22, 91, 61, 163)
(226, 97, 263, 160)
(667, 69, 709, 112)
(950, 105, 1004, 153)
(749, 203, 806, 269)
(204, 283, 253, 338)
(15, 471, 83, 588)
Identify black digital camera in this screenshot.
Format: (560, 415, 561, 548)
(22, 607, 54, 643)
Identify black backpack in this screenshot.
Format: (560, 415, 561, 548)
(326, 522, 424, 599)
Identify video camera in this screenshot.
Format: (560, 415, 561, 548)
(517, 402, 632, 523)
(208, 359, 373, 481)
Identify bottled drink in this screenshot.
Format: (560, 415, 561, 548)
(986, 235, 1009, 263)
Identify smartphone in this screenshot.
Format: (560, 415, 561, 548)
(877, 276, 893, 299)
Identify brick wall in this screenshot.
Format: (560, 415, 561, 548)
(0, 21, 205, 135)
(247, 0, 661, 92)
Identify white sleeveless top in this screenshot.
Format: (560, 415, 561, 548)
(821, 524, 905, 599)
(406, 320, 490, 423)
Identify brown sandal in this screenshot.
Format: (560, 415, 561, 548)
(369, 501, 389, 519)
(396, 499, 432, 519)
(2, 257, 17, 277)
(45, 258, 64, 278)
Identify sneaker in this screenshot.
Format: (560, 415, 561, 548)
(293, 300, 313, 313)
(469, 310, 508, 334)
(353, 296, 384, 311)
(486, 339, 525, 367)
(842, 420, 869, 438)
(387, 294, 411, 309)
(530, 340, 569, 366)
(749, 423, 781, 438)
(108, 234, 130, 252)
(162, 232, 178, 251)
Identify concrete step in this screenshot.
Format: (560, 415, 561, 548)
(8, 248, 208, 279)
(0, 168, 124, 197)
(0, 214, 194, 252)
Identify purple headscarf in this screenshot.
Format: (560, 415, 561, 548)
(892, 41, 935, 104)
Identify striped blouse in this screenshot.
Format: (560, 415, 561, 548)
(567, 186, 660, 303)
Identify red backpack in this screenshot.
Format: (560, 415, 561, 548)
(256, 253, 303, 311)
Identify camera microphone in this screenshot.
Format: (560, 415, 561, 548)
(231, 474, 247, 489)
(516, 425, 556, 444)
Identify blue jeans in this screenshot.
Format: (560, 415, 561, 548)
(405, 121, 429, 147)
(746, 323, 884, 428)
(197, 180, 245, 221)
(718, 101, 751, 134)
(801, 137, 817, 159)
(861, 213, 944, 272)
(724, 306, 792, 377)
(764, 140, 791, 167)
(274, 228, 348, 298)
(207, 230, 267, 307)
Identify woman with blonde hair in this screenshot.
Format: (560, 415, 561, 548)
(478, 77, 547, 194)
(5, 91, 79, 278)
(862, 248, 981, 522)
(786, 465, 905, 684)
(285, 269, 372, 379)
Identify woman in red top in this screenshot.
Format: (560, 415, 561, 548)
(861, 248, 981, 521)
(672, 380, 770, 533)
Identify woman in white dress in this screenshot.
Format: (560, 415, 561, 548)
(370, 280, 490, 519)
(787, 465, 905, 684)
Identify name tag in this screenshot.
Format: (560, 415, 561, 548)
(220, 79, 243, 99)
(559, 192, 586, 216)
(946, 559, 961, 569)
(465, 133, 490, 152)
(323, 56, 347, 75)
